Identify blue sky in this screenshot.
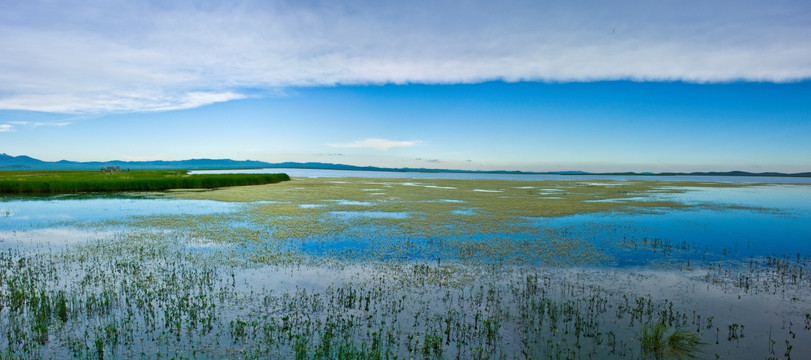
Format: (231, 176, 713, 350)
(1, 1, 810, 172)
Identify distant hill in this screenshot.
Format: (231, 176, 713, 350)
(0, 154, 538, 174)
(596, 171, 811, 178)
(0, 153, 272, 171)
(260, 161, 537, 174)
(1, 153, 809, 177)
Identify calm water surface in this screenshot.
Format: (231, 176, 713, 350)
(2, 182, 809, 265)
(191, 167, 811, 183)
(0, 198, 239, 249)
(546, 185, 811, 266)
(1, 179, 810, 359)
(0, 198, 238, 229)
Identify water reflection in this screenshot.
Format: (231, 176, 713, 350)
(540, 185, 811, 266)
(1, 182, 810, 359)
(654, 185, 811, 212)
(0, 197, 240, 230)
(0, 227, 115, 250)
(3, 184, 809, 268)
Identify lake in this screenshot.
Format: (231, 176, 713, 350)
(190, 167, 811, 183)
(1, 175, 809, 359)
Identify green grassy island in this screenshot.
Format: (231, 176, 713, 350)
(0, 170, 289, 194)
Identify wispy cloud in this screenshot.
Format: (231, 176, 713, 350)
(1, 1, 809, 113)
(328, 138, 421, 151)
(0, 91, 246, 114)
(2, 121, 74, 130)
(32, 121, 72, 128)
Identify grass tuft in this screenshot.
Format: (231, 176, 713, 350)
(640, 322, 703, 359)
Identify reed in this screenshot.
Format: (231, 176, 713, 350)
(0, 170, 289, 194)
(640, 322, 703, 359)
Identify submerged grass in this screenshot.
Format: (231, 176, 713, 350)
(0, 170, 289, 194)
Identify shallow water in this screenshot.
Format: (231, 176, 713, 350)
(544, 208, 811, 266)
(0, 227, 116, 250)
(655, 184, 811, 211)
(0, 197, 241, 252)
(0, 197, 239, 230)
(2, 184, 809, 265)
(540, 185, 811, 266)
(1, 181, 810, 359)
(191, 167, 811, 183)
(266, 184, 811, 267)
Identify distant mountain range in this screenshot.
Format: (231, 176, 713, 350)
(1, 153, 809, 177)
(0, 153, 273, 171)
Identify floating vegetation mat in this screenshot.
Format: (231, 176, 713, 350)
(0, 178, 809, 358)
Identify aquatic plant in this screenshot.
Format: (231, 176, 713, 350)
(640, 322, 703, 359)
(1, 177, 809, 358)
(0, 170, 289, 194)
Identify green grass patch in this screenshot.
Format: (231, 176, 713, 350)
(0, 170, 290, 194)
(640, 322, 703, 359)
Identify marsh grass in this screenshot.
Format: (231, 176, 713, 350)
(1, 224, 808, 359)
(0, 170, 289, 194)
(640, 322, 703, 359)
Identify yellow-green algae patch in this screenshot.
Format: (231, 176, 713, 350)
(164, 177, 754, 223)
(149, 178, 765, 266)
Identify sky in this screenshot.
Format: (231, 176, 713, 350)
(1, 0, 810, 173)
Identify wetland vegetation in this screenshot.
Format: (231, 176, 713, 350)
(1, 176, 809, 359)
(0, 171, 290, 195)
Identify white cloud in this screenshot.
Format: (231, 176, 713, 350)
(327, 138, 421, 151)
(0, 91, 246, 114)
(28, 121, 73, 128)
(1, 0, 809, 113)
(0, 121, 75, 131)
